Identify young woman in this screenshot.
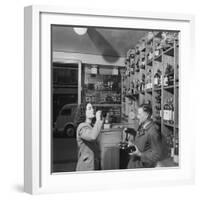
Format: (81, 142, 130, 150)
(76, 103, 103, 171)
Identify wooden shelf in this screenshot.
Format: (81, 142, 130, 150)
(93, 104, 121, 107)
(154, 54, 162, 62)
(163, 122, 174, 128)
(163, 46, 174, 56)
(163, 85, 174, 90)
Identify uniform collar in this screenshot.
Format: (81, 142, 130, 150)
(137, 119, 153, 136)
(143, 119, 153, 130)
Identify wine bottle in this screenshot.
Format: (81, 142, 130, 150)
(154, 70, 159, 87)
(169, 97, 174, 124)
(173, 132, 179, 164)
(163, 99, 170, 123)
(163, 73, 168, 86)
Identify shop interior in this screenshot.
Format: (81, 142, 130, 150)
(52, 25, 179, 172)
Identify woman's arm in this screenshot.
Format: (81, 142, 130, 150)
(79, 120, 103, 141)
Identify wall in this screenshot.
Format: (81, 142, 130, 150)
(0, 0, 199, 200)
(53, 51, 125, 66)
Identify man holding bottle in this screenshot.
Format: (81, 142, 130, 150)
(123, 103, 162, 168)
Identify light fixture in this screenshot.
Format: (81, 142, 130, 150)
(73, 27, 87, 35)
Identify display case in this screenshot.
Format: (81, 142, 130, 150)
(83, 64, 122, 123)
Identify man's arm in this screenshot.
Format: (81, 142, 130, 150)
(140, 130, 162, 164)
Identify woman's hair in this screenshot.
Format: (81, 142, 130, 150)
(138, 103, 152, 117)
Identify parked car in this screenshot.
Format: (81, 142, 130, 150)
(54, 104, 85, 137)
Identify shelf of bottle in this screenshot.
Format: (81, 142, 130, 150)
(93, 104, 121, 107)
(163, 85, 174, 90)
(85, 89, 120, 92)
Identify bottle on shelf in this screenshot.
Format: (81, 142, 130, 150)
(140, 74, 145, 94)
(163, 64, 174, 87)
(140, 57, 146, 70)
(169, 97, 174, 124)
(173, 132, 179, 164)
(146, 69, 152, 90)
(163, 99, 170, 123)
(163, 72, 169, 87)
(170, 135, 175, 158)
(154, 104, 161, 120)
(154, 69, 162, 88)
(154, 38, 162, 57)
(135, 58, 140, 73)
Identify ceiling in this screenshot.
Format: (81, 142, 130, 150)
(52, 26, 147, 58)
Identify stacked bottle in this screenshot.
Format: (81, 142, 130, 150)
(163, 97, 174, 124)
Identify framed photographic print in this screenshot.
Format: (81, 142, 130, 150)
(24, 5, 195, 194)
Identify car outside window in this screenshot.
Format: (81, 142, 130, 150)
(61, 108, 71, 116)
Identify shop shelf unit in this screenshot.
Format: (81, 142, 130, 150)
(122, 31, 179, 166)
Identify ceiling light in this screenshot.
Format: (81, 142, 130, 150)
(73, 27, 87, 35)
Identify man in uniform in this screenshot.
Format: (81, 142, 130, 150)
(124, 103, 162, 168)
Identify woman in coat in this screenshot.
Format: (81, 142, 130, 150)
(123, 103, 162, 168)
(76, 103, 103, 171)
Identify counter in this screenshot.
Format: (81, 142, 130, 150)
(99, 127, 123, 170)
(99, 124, 178, 170)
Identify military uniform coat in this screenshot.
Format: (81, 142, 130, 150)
(127, 119, 162, 169)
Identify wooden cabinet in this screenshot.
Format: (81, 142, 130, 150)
(99, 128, 122, 170)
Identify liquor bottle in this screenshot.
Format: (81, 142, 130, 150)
(154, 69, 161, 88)
(135, 59, 140, 72)
(154, 70, 159, 87)
(145, 72, 149, 90)
(163, 99, 169, 123)
(173, 132, 179, 164)
(155, 94, 161, 104)
(147, 69, 152, 89)
(155, 104, 161, 120)
(170, 134, 175, 158)
(163, 72, 168, 87)
(168, 72, 174, 86)
(140, 57, 146, 70)
(169, 97, 174, 124)
(140, 74, 145, 93)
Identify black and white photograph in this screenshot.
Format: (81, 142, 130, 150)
(51, 26, 179, 173)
